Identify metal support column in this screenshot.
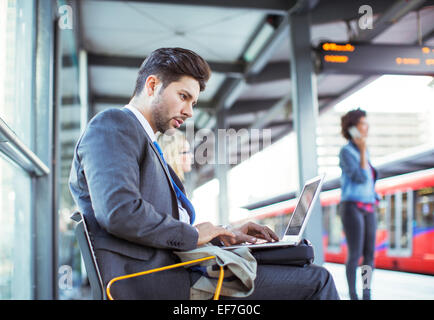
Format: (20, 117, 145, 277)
(288, 10, 324, 265)
(215, 109, 229, 225)
(33, 0, 55, 299)
(79, 49, 90, 131)
(51, 3, 64, 299)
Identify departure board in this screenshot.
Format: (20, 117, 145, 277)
(318, 42, 434, 76)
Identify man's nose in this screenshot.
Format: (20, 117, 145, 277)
(182, 103, 193, 118)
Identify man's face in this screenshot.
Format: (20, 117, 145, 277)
(151, 76, 200, 133)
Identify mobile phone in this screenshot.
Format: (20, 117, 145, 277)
(348, 126, 361, 139)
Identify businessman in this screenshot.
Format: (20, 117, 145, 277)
(69, 47, 339, 300)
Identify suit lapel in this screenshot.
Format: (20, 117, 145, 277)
(121, 108, 178, 207)
(148, 142, 181, 220)
(148, 140, 177, 190)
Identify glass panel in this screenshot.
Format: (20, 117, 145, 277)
(0, 1, 17, 133)
(0, 0, 33, 300)
(0, 0, 33, 147)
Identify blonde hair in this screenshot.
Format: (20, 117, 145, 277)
(156, 130, 189, 181)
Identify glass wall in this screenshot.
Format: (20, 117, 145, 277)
(0, 0, 35, 299)
(0, 0, 59, 300)
(0, 157, 32, 299)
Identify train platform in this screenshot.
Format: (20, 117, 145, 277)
(324, 263, 434, 300)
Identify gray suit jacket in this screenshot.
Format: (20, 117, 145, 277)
(69, 107, 198, 299)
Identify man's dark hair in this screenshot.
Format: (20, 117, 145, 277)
(340, 108, 367, 140)
(133, 47, 211, 97)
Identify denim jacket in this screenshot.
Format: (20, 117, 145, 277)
(339, 141, 379, 203)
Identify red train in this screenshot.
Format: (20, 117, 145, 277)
(237, 169, 434, 275)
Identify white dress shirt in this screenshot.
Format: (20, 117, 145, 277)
(123, 105, 191, 224)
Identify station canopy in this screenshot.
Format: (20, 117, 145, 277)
(61, 0, 434, 187)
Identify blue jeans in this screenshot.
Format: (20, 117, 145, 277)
(340, 201, 377, 299)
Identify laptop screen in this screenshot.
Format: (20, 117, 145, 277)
(285, 178, 321, 236)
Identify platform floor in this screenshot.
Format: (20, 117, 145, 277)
(324, 262, 434, 300)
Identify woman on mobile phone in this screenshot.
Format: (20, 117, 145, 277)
(339, 108, 379, 300)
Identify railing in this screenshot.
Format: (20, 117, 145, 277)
(0, 117, 50, 177)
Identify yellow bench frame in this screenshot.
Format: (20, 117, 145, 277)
(106, 256, 225, 300)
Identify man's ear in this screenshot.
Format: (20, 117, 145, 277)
(145, 75, 162, 97)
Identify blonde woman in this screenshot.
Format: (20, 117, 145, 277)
(156, 129, 193, 182)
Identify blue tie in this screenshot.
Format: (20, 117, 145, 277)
(153, 141, 196, 225)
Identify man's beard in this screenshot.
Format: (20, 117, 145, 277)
(151, 93, 172, 133)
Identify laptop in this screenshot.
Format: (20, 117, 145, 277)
(223, 174, 325, 250)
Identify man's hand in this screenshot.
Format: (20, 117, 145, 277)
(218, 222, 279, 246)
(195, 222, 236, 246)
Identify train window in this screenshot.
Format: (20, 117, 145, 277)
(258, 214, 290, 239)
(387, 190, 413, 256)
(389, 194, 396, 249)
(415, 188, 434, 228)
(401, 192, 410, 249)
(322, 206, 329, 235)
(324, 204, 341, 251)
(323, 206, 331, 246)
(377, 195, 387, 230)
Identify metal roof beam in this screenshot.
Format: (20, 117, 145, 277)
(204, 13, 291, 127)
(91, 94, 213, 110)
(87, 53, 245, 76)
(246, 61, 290, 84)
(244, 16, 289, 75)
(95, 0, 408, 25)
(95, 0, 298, 14)
(228, 120, 292, 132)
(228, 94, 338, 115)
